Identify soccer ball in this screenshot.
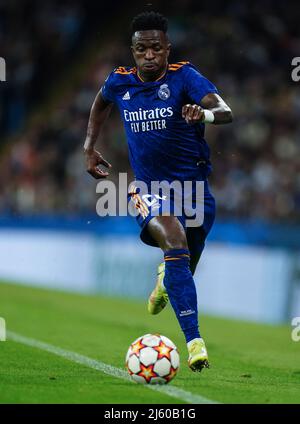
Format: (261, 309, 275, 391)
(125, 333, 180, 384)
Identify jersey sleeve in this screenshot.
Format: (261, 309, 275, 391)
(100, 71, 116, 103)
(183, 64, 218, 104)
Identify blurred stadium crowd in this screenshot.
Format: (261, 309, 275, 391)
(0, 0, 300, 223)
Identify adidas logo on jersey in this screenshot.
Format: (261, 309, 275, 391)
(122, 91, 130, 100)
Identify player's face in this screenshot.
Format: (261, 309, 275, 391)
(131, 30, 170, 79)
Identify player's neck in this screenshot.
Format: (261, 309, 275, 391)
(137, 66, 167, 83)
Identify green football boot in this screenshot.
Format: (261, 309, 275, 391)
(187, 338, 210, 372)
(147, 262, 169, 315)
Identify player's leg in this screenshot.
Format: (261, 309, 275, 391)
(148, 225, 205, 316)
(147, 215, 209, 371)
(186, 226, 206, 275)
(187, 179, 216, 275)
(148, 184, 215, 315)
(147, 215, 189, 315)
(148, 226, 205, 314)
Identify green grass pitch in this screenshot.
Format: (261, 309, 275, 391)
(0, 281, 299, 404)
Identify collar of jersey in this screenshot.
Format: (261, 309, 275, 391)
(135, 67, 168, 83)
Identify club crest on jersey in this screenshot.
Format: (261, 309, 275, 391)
(158, 84, 170, 100)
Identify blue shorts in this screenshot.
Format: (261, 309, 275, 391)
(128, 179, 216, 248)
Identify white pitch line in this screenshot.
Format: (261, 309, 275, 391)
(7, 331, 218, 404)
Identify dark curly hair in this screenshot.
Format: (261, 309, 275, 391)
(131, 11, 168, 35)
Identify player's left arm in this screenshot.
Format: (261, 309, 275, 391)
(182, 93, 233, 125)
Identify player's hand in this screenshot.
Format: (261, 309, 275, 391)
(84, 148, 112, 179)
(182, 104, 204, 125)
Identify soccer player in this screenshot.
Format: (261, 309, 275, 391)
(84, 12, 233, 371)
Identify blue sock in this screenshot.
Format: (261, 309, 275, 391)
(163, 248, 200, 343)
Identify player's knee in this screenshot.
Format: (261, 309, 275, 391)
(163, 234, 188, 251)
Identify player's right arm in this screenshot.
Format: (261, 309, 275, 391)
(84, 90, 113, 179)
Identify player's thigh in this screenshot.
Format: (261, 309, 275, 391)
(147, 215, 188, 252)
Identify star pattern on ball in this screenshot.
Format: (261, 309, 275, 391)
(153, 341, 173, 360)
(137, 364, 158, 383)
(131, 339, 145, 356)
(165, 366, 177, 383)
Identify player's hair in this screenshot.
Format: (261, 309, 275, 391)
(131, 11, 168, 35)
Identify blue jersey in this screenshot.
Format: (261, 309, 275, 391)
(101, 62, 218, 184)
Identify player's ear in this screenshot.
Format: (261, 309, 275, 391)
(130, 35, 135, 54)
(166, 43, 171, 58)
(131, 45, 136, 57)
